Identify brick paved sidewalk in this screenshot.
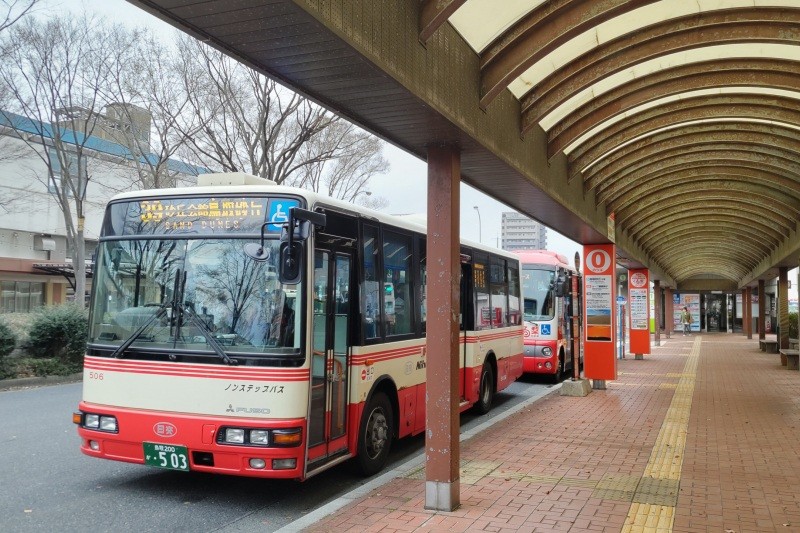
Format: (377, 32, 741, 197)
(302, 335, 800, 532)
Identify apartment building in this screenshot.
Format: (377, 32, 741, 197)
(500, 211, 547, 251)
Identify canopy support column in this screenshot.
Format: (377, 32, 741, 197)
(424, 144, 461, 512)
(758, 280, 766, 341)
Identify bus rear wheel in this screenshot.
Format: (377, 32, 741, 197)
(356, 391, 393, 476)
(474, 363, 495, 415)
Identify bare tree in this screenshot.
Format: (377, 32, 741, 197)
(104, 31, 205, 190)
(293, 120, 389, 209)
(0, 14, 138, 306)
(0, 0, 38, 212)
(0, 0, 37, 34)
(174, 35, 388, 201)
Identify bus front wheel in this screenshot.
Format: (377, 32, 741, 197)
(474, 363, 495, 415)
(356, 391, 393, 476)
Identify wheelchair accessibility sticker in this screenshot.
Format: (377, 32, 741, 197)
(267, 199, 299, 231)
(540, 324, 551, 336)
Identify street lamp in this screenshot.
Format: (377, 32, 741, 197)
(473, 205, 481, 243)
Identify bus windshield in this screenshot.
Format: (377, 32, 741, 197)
(89, 238, 301, 357)
(521, 267, 555, 321)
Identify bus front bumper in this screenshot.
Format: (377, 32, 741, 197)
(75, 402, 307, 479)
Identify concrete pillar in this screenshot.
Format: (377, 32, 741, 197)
(424, 144, 460, 512)
(779, 267, 789, 351)
(653, 280, 661, 346)
(758, 279, 766, 341)
(741, 288, 747, 337)
(664, 287, 673, 339)
(745, 287, 752, 340)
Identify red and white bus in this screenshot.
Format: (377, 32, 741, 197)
(516, 250, 581, 381)
(74, 173, 523, 480)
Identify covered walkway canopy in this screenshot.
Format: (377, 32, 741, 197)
(130, 0, 800, 292)
(128, 0, 800, 513)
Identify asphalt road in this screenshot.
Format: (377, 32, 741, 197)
(0, 376, 553, 533)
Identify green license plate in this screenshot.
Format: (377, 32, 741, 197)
(143, 442, 190, 471)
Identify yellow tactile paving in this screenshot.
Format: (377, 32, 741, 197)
(622, 337, 701, 532)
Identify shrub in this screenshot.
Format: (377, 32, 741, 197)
(0, 319, 16, 379)
(2, 312, 34, 349)
(789, 312, 798, 341)
(27, 357, 81, 377)
(0, 319, 16, 357)
(27, 304, 88, 365)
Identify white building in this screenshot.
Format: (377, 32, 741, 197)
(0, 107, 203, 312)
(500, 211, 547, 251)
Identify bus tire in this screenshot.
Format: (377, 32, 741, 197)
(474, 363, 495, 415)
(551, 355, 564, 384)
(356, 391, 393, 477)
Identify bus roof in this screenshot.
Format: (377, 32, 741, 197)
(107, 173, 519, 262)
(514, 250, 575, 271)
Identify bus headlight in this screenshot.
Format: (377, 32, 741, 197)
(249, 430, 269, 445)
(99, 416, 118, 432)
(217, 427, 302, 447)
(541, 347, 552, 356)
(225, 428, 245, 444)
(78, 412, 118, 433)
(85, 414, 100, 428)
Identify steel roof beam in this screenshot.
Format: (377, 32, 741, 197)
(609, 175, 800, 217)
(597, 159, 800, 206)
(587, 146, 800, 198)
(638, 214, 784, 249)
(651, 239, 765, 268)
(548, 60, 800, 157)
(581, 123, 800, 191)
(623, 199, 794, 242)
(479, 0, 659, 108)
(419, 0, 467, 43)
(521, 10, 800, 130)
(569, 97, 800, 175)
(639, 219, 780, 253)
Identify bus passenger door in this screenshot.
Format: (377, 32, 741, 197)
(307, 248, 352, 472)
(460, 262, 472, 401)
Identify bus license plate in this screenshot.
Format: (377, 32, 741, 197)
(143, 443, 190, 471)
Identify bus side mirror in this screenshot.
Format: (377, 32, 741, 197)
(278, 208, 325, 284)
(555, 274, 569, 298)
(279, 242, 303, 284)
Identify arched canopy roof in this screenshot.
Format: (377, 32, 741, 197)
(130, 0, 800, 290)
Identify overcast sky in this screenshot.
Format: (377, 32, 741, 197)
(49, 0, 797, 297)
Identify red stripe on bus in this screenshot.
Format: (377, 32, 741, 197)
(84, 357, 309, 381)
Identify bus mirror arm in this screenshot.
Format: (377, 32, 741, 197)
(243, 222, 273, 262)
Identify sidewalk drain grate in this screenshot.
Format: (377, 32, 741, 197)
(403, 459, 501, 484)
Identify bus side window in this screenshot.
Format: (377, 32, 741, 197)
(362, 224, 381, 340)
(384, 231, 412, 336)
(507, 264, 521, 325)
(490, 257, 508, 327)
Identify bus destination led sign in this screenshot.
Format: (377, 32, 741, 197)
(139, 198, 265, 233)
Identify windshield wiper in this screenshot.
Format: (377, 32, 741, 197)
(111, 273, 181, 359)
(177, 302, 238, 366)
(110, 304, 169, 359)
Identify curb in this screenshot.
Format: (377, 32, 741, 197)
(0, 372, 82, 391)
(270, 381, 561, 533)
